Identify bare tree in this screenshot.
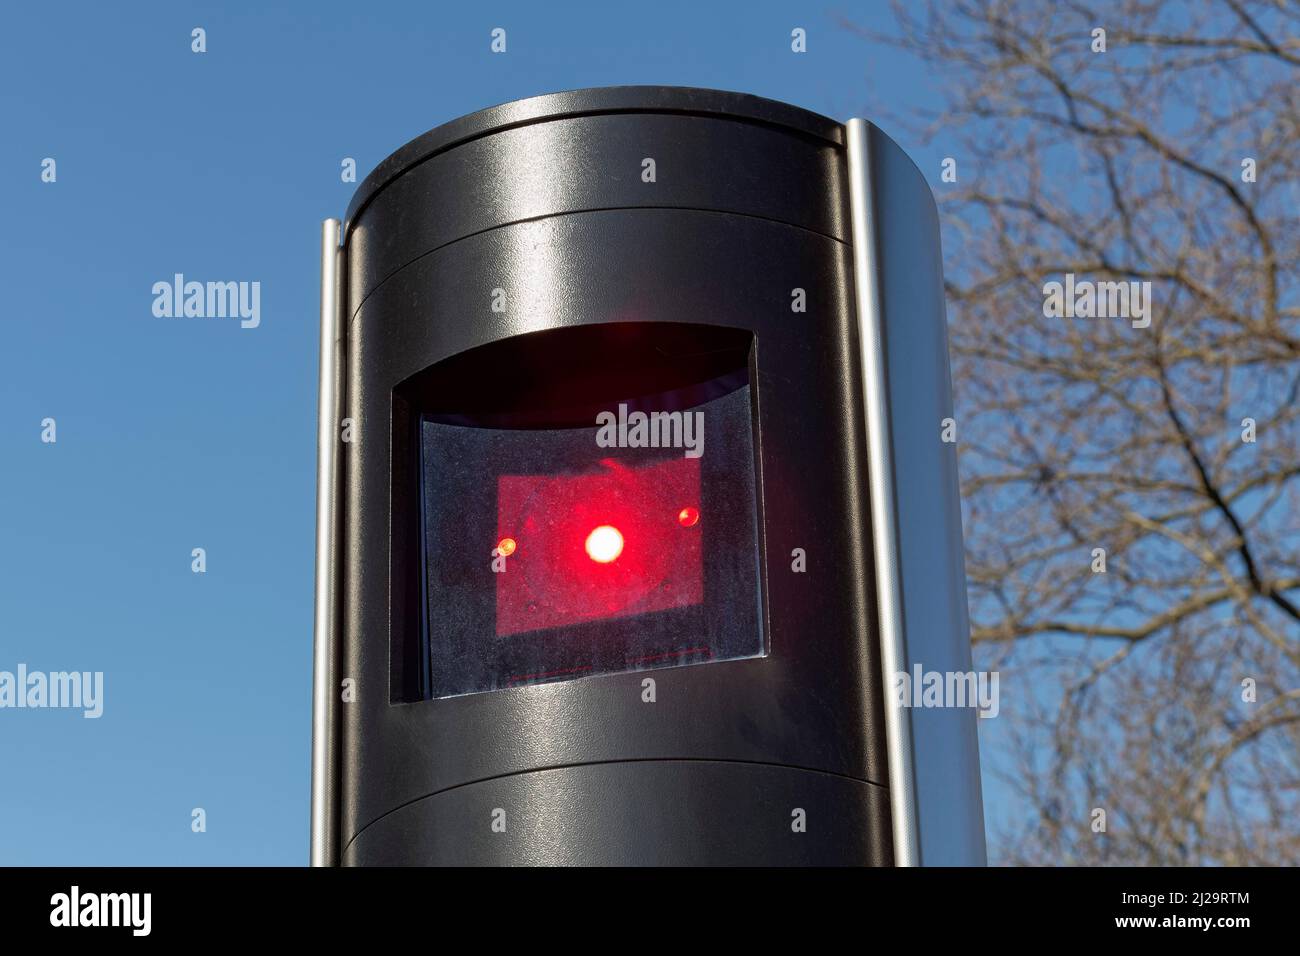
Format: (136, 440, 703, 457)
(852, 0, 1300, 864)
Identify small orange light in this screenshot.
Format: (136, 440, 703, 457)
(497, 537, 517, 557)
(585, 525, 624, 563)
(677, 506, 700, 528)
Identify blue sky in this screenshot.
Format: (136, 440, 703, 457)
(0, 0, 984, 864)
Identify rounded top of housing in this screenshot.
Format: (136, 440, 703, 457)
(344, 86, 845, 232)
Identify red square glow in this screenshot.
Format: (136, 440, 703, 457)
(496, 457, 703, 636)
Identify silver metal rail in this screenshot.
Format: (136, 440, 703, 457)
(845, 120, 921, 866)
(311, 219, 344, 866)
(845, 119, 987, 866)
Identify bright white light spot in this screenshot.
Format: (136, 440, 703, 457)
(585, 525, 624, 563)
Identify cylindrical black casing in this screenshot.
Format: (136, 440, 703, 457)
(340, 87, 892, 865)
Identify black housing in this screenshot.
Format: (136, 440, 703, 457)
(340, 87, 891, 865)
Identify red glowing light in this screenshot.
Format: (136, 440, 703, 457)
(495, 457, 703, 636)
(496, 537, 517, 557)
(585, 525, 624, 563)
(677, 506, 700, 528)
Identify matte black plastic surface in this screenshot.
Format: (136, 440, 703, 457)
(346, 112, 849, 316)
(345, 86, 845, 234)
(341, 89, 888, 866)
(343, 762, 891, 866)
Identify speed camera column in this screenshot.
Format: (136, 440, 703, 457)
(312, 87, 984, 865)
